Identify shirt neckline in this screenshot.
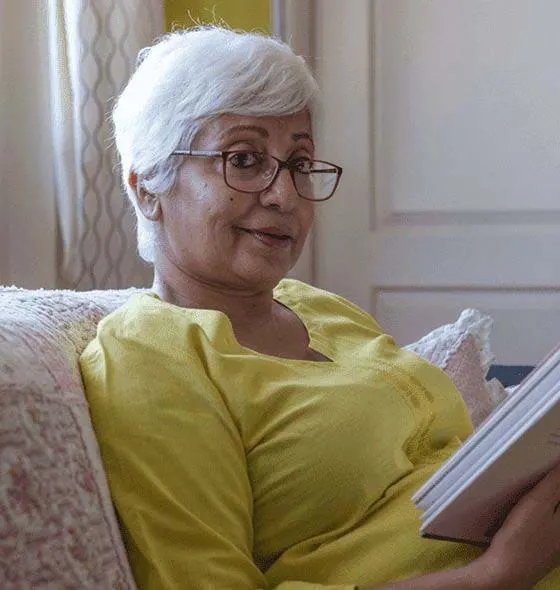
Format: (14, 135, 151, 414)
(140, 286, 335, 365)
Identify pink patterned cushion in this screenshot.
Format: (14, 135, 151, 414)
(0, 287, 140, 589)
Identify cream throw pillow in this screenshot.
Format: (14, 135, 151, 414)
(405, 309, 508, 428)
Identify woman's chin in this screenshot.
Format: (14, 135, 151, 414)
(234, 261, 292, 289)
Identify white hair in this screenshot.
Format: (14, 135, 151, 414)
(112, 26, 320, 263)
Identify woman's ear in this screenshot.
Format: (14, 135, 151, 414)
(129, 171, 162, 221)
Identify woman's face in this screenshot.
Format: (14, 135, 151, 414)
(154, 111, 316, 292)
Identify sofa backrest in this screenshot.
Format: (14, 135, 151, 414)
(0, 287, 140, 589)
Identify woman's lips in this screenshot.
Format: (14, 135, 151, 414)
(238, 228, 293, 249)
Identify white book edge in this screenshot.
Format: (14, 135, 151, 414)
(416, 377, 560, 512)
(419, 395, 560, 545)
(413, 346, 560, 504)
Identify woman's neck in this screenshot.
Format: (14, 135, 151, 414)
(152, 268, 279, 329)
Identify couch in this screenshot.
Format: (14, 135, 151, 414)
(0, 287, 513, 589)
(0, 287, 139, 589)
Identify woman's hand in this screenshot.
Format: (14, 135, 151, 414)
(470, 462, 560, 589)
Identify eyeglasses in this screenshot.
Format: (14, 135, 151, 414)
(171, 150, 343, 202)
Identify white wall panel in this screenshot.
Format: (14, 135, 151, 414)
(375, 0, 560, 214)
(0, 2, 56, 287)
(313, 0, 560, 362)
(374, 289, 560, 365)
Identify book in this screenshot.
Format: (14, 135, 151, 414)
(412, 344, 560, 546)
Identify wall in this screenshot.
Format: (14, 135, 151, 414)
(313, 0, 560, 363)
(165, 0, 270, 32)
(0, 2, 57, 288)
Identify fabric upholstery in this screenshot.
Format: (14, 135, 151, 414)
(0, 287, 140, 589)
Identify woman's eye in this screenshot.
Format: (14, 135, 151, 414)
(228, 151, 263, 169)
(292, 157, 313, 173)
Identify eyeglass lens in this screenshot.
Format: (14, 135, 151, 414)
(224, 153, 338, 200)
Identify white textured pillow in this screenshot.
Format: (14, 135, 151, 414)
(405, 309, 508, 428)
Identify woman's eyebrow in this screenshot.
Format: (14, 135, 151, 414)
(219, 126, 314, 144)
(292, 132, 314, 144)
(220, 125, 269, 139)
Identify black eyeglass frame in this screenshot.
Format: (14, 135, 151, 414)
(171, 149, 343, 202)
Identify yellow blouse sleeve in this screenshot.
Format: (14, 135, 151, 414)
(80, 319, 355, 590)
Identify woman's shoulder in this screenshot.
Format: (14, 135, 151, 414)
(81, 293, 164, 361)
(89, 292, 167, 343)
(274, 278, 353, 308)
(80, 292, 229, 402)
(82, 291, 228, 365)
(274, 278, 385, 333)
(95, 291, 219, 338)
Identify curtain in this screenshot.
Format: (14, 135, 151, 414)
(49, 0, 164, 289)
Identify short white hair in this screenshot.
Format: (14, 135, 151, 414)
(112, 26, 320, 263)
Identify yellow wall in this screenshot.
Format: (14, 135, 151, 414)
(165, 0, 271, 33)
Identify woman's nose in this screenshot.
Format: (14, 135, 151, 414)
(259, 168, 299, 211)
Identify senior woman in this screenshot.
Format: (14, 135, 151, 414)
(80, 27, 560, 590)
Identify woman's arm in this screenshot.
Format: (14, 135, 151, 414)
(358, 563, 487, 590)
(80, 326, 355, 590)
(359, 463, 560, 590)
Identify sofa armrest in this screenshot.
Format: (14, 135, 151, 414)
(0, 287, 138, 589)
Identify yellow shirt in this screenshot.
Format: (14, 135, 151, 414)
(80, 279, 557, 589)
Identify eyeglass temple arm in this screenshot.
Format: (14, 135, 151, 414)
(171, 150, 223, 157)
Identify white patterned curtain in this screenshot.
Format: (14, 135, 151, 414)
(48, 0, 164, 289)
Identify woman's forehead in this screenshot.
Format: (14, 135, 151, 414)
(198, 112, 313, 144)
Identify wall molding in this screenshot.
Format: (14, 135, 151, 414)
(272, 0, 317, 284)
